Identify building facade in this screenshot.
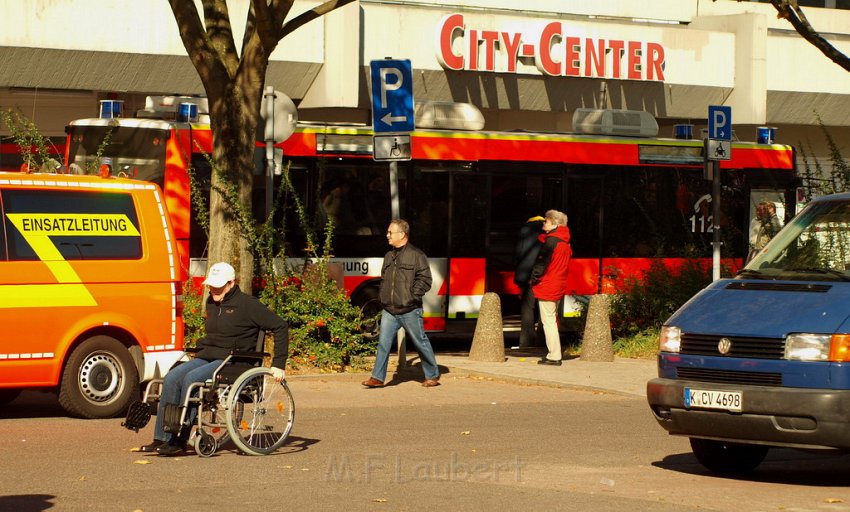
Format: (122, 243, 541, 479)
(1, 0, 849, 164)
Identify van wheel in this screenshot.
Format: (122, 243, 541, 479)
(58, 335, 139, 419)
(0, 389, 22, 406)
(689, 438, 768, 474)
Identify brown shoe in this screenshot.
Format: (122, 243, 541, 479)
(422, 379, 441, 387)
(361, 377, 384, 388)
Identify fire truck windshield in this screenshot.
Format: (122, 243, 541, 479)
(67, 125, 167, 183)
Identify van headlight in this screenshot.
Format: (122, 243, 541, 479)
(785, 333, 850, 362)
(785, 333, 830, 361)
(659, 325, 681, 353)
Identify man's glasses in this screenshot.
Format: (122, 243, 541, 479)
(386, 231, 402, 236)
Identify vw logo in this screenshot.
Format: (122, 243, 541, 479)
(717, 337, 732, 355)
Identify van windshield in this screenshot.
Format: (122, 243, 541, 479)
(66, 126, 167, 184)
(745, 199, 850, 281)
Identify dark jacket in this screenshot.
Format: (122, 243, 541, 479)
(379, 242, 432, 315)
(195, 285, 289, 369)
(514, 219, 544, 288)
(530, 225, 572, 301)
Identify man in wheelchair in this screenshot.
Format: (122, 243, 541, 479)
(134, 262, 289, 456)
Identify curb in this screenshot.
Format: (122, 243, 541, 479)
(442, 365, 645, 398)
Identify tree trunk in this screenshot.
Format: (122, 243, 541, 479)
(207, 85, 262, 293)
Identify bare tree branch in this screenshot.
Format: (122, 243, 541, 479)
(168, 0, 231, 92)
(281, 0, 356, 38)
(769, 0, 850, 72)
(202, 0, 239, 75)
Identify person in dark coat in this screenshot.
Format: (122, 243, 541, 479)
(514, 215, 545, 348)
(530, 210, 572, 366)
(361, 219, 440, 388)
(137, 262, 289, 456)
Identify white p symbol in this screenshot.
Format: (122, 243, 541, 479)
(380, 68, 403, 108)
(713, 110, 727, 137)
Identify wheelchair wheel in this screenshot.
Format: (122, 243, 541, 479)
(225, 367, 295, 456)
(195, 430, 218, 457)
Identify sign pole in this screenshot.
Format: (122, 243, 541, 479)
(389, 161, 400, 220)
(712, 159, 721, 281)
(264, 86, 275, 219)
(706, 105, 732, 281)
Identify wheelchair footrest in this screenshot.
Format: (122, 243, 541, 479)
(122, 401, 152, 432)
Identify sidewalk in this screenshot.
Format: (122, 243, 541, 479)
(435, 348, 656, 398)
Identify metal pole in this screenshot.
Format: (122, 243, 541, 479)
(712, 159, 721, 281)
(389, 161, 400, 219)
(264, 86, 275, 219)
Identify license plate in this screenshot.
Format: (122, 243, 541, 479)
(684, 388, 742, 412)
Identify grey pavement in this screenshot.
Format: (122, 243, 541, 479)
(382, 337, 657, 398)
(436, 348, 656, 398)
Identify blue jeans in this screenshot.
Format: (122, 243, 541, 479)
(153, 357, 223, 442)
(371, 308, 439, 382)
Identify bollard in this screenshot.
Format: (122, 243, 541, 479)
(469, 292, 506, 362)
(580, 294, 614, 362)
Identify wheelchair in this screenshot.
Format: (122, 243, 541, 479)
(122, 347, 295, 457)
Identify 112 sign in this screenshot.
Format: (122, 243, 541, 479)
(690, 194, 714, 233)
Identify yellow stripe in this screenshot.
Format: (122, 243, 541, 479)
(0, 284, 97, 308)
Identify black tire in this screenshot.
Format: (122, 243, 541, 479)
(58, 335, 139, 419)
(359, 298, 383, 341)
(689, 438, 768, 475)
(0, 389, 22, 406)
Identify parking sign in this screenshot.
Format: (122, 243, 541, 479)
(370, 59, 415, 133)
(708, 105, 732, 141)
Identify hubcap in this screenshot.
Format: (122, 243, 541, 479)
(79, 352, 122, 403)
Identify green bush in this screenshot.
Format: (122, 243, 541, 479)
(182, 279, 206, 348)
(260, 262, 375, 371)
(609, 260, 714, 339)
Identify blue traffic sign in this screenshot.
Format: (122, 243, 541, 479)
(370, 59, 414, 133)
(708, 105, 732, 141)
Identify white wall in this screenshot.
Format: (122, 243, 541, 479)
(0, 0, 325, 63)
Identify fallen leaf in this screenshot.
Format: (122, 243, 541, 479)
(133, 460, 152, 465)
(78, 476, 87, 481)
(824, 498, 844, 504)
(461, 431, 471, 435)
(130, 447, 142, 452)
(373, 498, 388, 503)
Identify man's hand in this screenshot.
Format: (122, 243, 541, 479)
(270, 366, 286, 382)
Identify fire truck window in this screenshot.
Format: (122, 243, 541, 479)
(3, 189, 142, 260)
(403, 166, 449, 257)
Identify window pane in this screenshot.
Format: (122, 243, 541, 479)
(3, 189, 142, 260)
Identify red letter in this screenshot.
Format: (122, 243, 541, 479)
(501, 32, 522, 73)
(437, 13, 464, 71)
(536, 22, 562, 76)
(647, 42, 665, 81)
(628, 41, 642, 80)
(585, 38, 605, 77)
(480, 30, 499, 71)
(608, 40, 624, 79)
(564, 36, 581, 76)
(468, 29, 479, 70)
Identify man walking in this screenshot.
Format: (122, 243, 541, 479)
(362, 219, 441, 388)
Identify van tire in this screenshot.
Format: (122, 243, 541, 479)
(58, 335, 140, 419)
(689, 438, 768, 474)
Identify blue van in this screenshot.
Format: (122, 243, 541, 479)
(647, 192, 850, 474)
